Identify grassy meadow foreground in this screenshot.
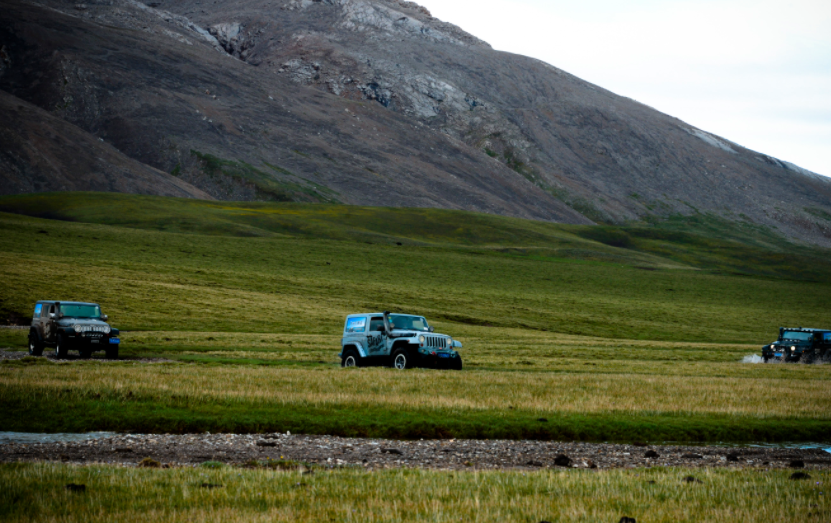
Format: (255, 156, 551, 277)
(0, 463, 827, 523)
(1, 193, 830, 442)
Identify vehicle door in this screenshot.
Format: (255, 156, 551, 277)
(344, 316, 368, 355)
(32, 303, 44, 339)
(43, 303, 57, 342)
(367, 316, 389, 356)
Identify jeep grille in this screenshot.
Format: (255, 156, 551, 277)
(426, 337, 447, 348)
(77, 326, 108, 333)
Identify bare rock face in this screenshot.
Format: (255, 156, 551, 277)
(0, 0, 830, 245)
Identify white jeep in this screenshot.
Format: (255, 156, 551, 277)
(340, 311, 462, 370)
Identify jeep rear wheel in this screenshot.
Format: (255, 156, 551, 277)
(54, 334, 68, 359)
(28, 332, 44, 356)
(392, 349, 410, 370)
(341, 349, 361, 368)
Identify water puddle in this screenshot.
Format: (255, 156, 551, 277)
(0, 432, 116, 445)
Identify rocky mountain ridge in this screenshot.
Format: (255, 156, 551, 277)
(1, 0, 829, 245)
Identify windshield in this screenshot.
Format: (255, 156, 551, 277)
(59, 304, 101, 319)
(388, 315, 429, 331)
(782, 331, 813, 341)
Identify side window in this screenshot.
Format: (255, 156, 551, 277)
(369, 317, 385, 331)
(824, 333, 831, 343)
(345, 317, 366, 334)
(34, 304, 42, 318)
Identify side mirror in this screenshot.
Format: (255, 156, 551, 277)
(101, 315, 109, 322)
(428, 326, 434, 332)
(49, 313, 56, 319)
(378, 326, 386, 334)
(58, 312, 64, 319)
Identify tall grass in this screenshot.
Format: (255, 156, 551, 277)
(0, 463, 827, 523)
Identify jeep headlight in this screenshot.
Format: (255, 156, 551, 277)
(73, 324, 82, 333)
(418, 335, 425, 343)
(104, 326, 111, 334)
(791, 346, 796, 351)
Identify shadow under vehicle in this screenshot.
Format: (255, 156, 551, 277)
(28, 301, 120, 359)
(762, 327, 831, 363)
(340, 311, 463, 370)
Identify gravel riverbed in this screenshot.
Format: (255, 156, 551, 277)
(2, 433, 829, 471)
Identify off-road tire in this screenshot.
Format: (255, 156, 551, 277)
(451, 355, 463, 371)
(28, 331, 44, 356)
(341, 349, 361, 368)
(106, 347, 119, 360)
(55, 334, 68, 359)
(79, 349, 92, 360)
(392, 349, 411, 370)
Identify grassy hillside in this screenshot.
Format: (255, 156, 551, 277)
(0, 192, 829, 441)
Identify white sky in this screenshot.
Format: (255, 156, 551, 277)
(418, 0, 831, 177)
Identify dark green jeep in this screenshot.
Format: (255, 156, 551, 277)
(761, 327, 831, 363)
(28, 301, 120, 359)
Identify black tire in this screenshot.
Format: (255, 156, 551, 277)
(391, 348, 411, 370)
(106, 346, 119, 360)
(341, 348, 361, 368)
(55, 334, 68, 359)
(28, 331, 44, 356)
(451, 355, 463, 371)
(763, 356, 770, 363)
(79, 349, 92, 360)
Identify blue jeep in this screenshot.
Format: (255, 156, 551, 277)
(340, 311, 462, 370)
(762, 327, 831, 363)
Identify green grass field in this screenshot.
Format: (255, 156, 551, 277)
(0, 192, 829, 442)
(0, 463, 827, 522)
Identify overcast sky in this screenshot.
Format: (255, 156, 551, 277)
(418, 0, 831, 177)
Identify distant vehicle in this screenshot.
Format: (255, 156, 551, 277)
(762, 327, 831, 363)
(28, 301, 120, 359)
(340, 311, 463, 370)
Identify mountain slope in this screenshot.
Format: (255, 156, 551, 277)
(1, 0, 829, 245)
(0, 0, 585, 223)
(0, 90, 211, 199)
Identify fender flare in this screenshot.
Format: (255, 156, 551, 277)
(28, 327, 41, 342)
(343, 344, 367, 359)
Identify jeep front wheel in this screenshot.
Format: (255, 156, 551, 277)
(28, 332, 44, 356)
(341, 349, 361, 368)
(54, 334, 68, 359)
(106, 347, 119, 360)
(392, 349, 411, 370)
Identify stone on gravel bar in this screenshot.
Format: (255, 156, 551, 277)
(726, 453, 740, 462)
(644, 450, 659, 458)
(256, 440, 277, 447)
(789, 459, 805, 469)
(553, 454, 571, 467)
(138, 457, 161, 468)
(681, 453, 703, 459)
